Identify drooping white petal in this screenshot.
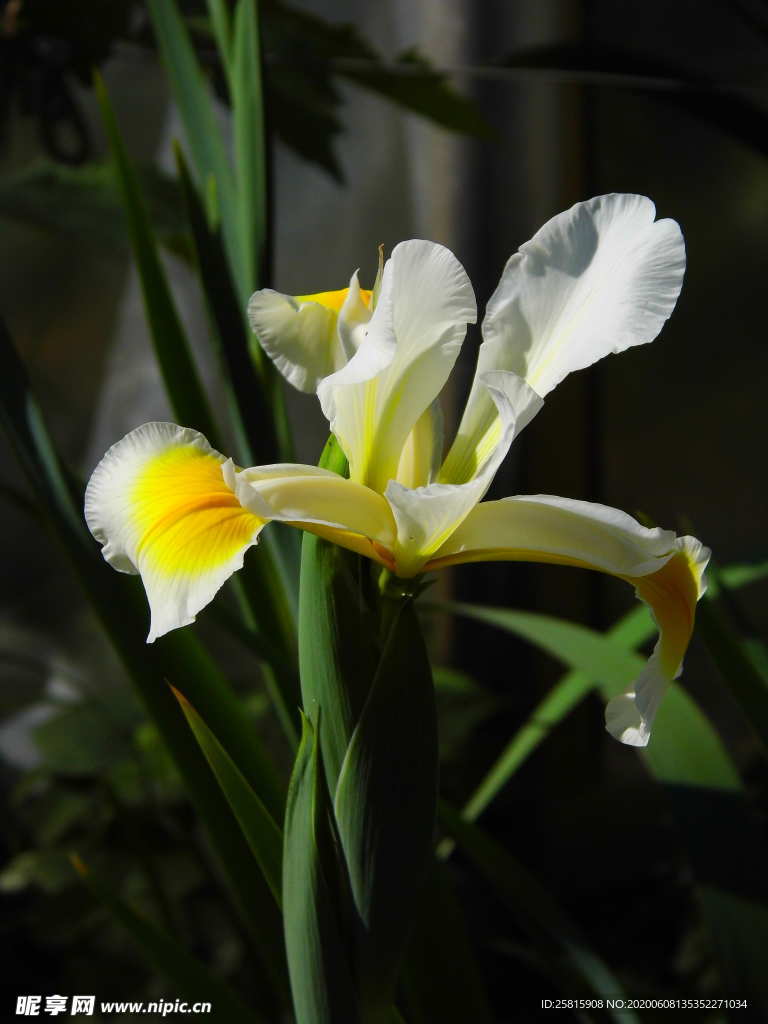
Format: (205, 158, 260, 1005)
(84, 422, 264, 642)
(479, 193, 685, 398)
(248, 272, 372, 393)
(430, 498, 708, 746)
(318, 240, 477, 492)
(605, 535, 710, 745)
(385, 372, 539, 576)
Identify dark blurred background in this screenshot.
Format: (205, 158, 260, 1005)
(1, 1, 766, 1019)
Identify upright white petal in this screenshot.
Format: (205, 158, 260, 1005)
(479, 193, 685, 398)
(318, 240, 477, 492)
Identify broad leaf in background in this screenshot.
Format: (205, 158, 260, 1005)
(442, 597, 768, 1012)
(449, 557, 768, 820)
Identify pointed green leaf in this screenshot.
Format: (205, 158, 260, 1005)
(145, 0, 245, 299)
(173, 142, 276, 464)
(172, 687, 282, 904)
(333, 598, 438, 1011)
(283, 716, 359, 1024)
(448, 555, 768, 820)
(232, 0, 267, 292)
(441, 598, 768, 1012)
(94, 75, 220, 446)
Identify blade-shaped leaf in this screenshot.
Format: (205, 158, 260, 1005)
(145, 0, 245, 300)
(283, 716, 358, 1024)
(94, 74, 220, 447)
(333, 597, 438, 1011)
(441, 598, 768, 1012)
(232, 0, 267, 293)
(172, 687, 282, 904)
(447, 555, 768, 820)
(172, 142, 277, 465)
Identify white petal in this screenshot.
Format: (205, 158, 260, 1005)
(232, 465, 397, 561)
(439, 370, 542, 486)
(318, 240, 477, 492)
(431, 500, 708, 747)
(84, 423, 264, 642)
(480, 193, 685, 397)
(431, 494, 678, 576)
(604, 650, 667, 747)
(248, 272, 371, 393)
(605, 535, 710, 746)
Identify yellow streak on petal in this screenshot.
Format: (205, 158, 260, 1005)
(620, 547, 701, 678)
(132, 445, 263, 577)
(295, 287, 372, 313)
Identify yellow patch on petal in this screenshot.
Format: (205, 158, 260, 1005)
(132, 445, 263, 577)
(295, 287, 372, 314)
(621, 545, 701, 678)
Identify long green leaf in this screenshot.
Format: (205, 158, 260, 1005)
(450, 557, 768, 819)
(73, 856, 260, 1021)
(450, 556, 768, 819)
(333, 597, 438, 1012)
(172, 143, 278, 467)
(145, 0, 244, 300)
(283, 716, 358, 1024)
(442, 599, 768, 1012)
(438, 803, 638, 1021)
(173, 142, 300, 746)
(298, 436, 371, 793)
(232, 0, 267, 294)
(172, 687, 282, 904)
(94, 75, 220, 446)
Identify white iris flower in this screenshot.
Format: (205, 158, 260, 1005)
(85, 194, 709, 747)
